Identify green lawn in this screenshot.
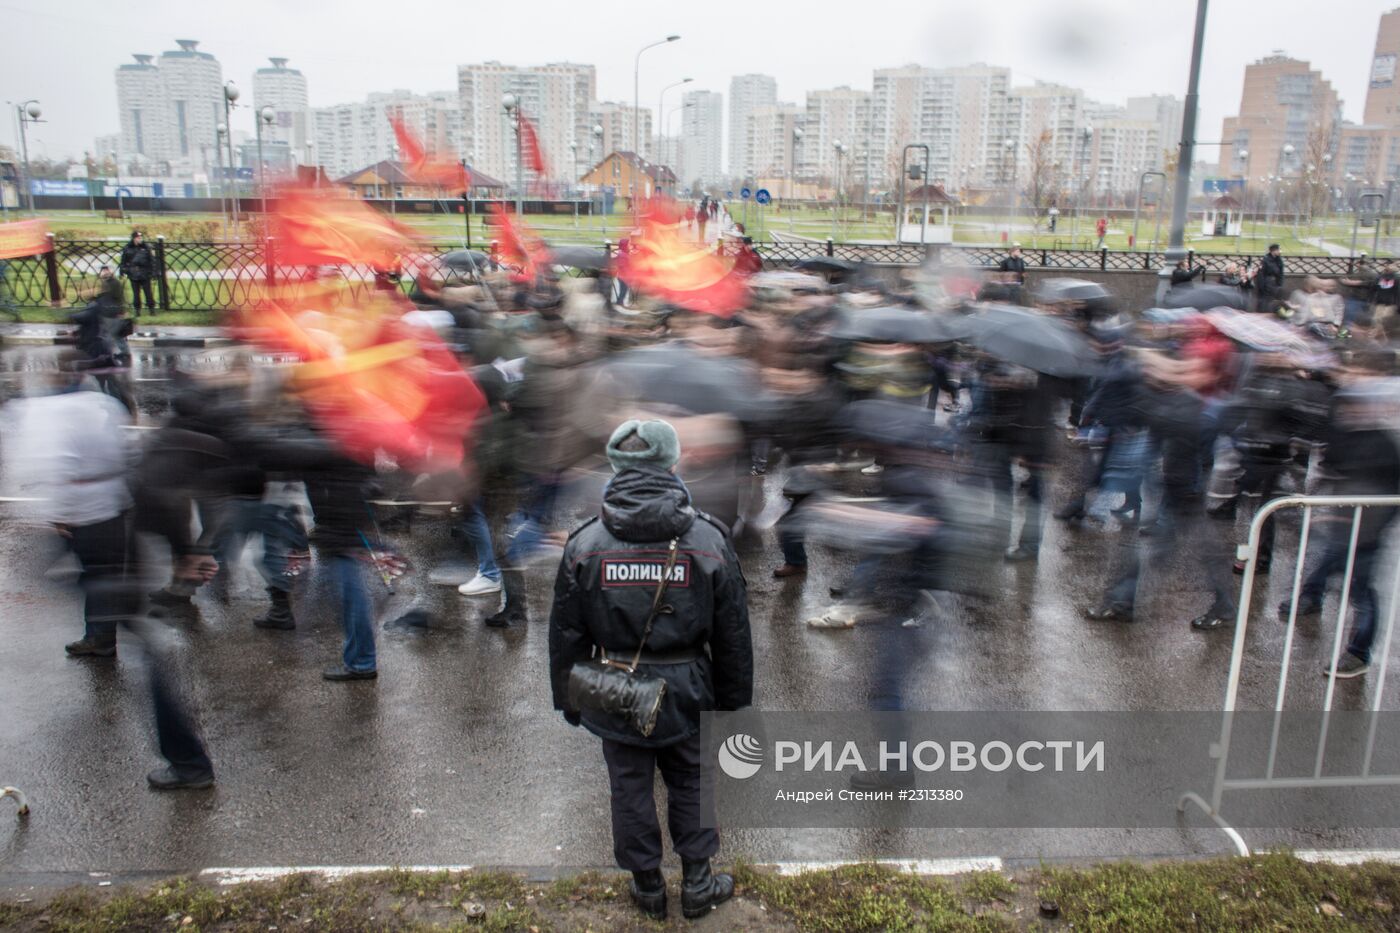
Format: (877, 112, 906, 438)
(12, 207, 1393, 256)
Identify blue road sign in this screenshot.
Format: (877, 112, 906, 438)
(725, 190, 734, 199)
(754, 188, 771, 205)
(740, 187, 752, 200)
(114, 187, 134, 198)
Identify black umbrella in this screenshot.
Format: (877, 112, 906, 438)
(1035, 277, 1112, 303)
(827, 306, 971, 343)
(438, 250, 492, 281)
(599, 343, 779, 423)
(837, 399, 954, 452)
(547, 245, 610, 271)
(1161, 283, 1247, 311)
(961, 304, 1101, 378)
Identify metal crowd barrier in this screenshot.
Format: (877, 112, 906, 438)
(1179, 494, 1400, 855)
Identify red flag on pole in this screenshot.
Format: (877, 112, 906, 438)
(390, 115, 469, 189)
(517, 114, 547, 175)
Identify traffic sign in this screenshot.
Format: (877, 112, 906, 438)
(725, 190, 734, 199)
(754, 188, 771, 205)
(740, 187, 752, 200)
(115, 187, 134, 198)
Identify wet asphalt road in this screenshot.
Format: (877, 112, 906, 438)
(1, 345, 1398, 886)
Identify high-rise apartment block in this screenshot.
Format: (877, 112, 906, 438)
(456, 62, 596, 189)
(253, 58, 310, 157)
(728, 74, 778, 178)
(114, 40, 223, 175)
(312, 90, 460, 181)
(1218, 55, 1342, 181)
(680, 89, 723, 189)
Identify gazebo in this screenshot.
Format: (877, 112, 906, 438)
(1201, 193, 1243, 237)
(898, 184, 957, 244)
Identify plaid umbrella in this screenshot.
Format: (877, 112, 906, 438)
(1203, 309, 1317, 354)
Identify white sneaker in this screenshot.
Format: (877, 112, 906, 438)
(861, 463, 884, 476)
(458, 574, 503, 596)
(806, 603, 865, 629)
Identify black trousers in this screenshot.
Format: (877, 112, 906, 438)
(68, 516, 214, 779)
(129, 277, 154, 312)
(601, 733, 719, 872)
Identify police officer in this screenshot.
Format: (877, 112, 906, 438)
(549, 419, 753, 921)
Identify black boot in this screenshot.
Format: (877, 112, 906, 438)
(484, 570, 527, 628)
(254, 587, 295, 630)
(628, 868, 667, 920)
(681, 859, 734, 920)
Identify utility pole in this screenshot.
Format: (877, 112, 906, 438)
(1166, 0, 1209, 262)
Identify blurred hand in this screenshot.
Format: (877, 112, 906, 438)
(177, 554, 219, 584)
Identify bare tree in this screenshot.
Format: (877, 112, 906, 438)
(1022, 130, 1058, 231)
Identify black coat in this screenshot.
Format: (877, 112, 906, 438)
(1258, 253, 1285, 295)
(998, 255, 1027, 283)
(119, 242, 155, 280)
(549, 466, 753, 748)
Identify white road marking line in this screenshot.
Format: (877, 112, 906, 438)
(199, 865, 475, 886)
(1292, 849, 1400, 865)
(768, 857, 1003, 876)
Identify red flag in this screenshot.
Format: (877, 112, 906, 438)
(0, 219, 50, 260)
(488, 204, 548, 280)
(614, 199, 751, 316)
(517, 114, 547, 175)
(269, 187, 415, 268)
(390, 115, 469, 188)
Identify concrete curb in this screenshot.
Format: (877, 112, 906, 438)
(1, 331, 231, 349)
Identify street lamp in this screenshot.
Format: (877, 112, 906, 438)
(110, 149, 124, 220)
(256, 105, 275, 216)
(789, 125, 804, 211)
(633, 34, 680, 198)
(590, 124, 603, 229)
(502, 92, 523, 215)
(658, 77, 692, 161)
(223, 81, 241, 225)
(1003, 137, 1016, 241)
(831, 140, 847, 241)
(14, 100, 42, 212)
(305, 140, 317, 188)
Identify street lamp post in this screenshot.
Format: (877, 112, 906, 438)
(1235, 148, 1248, 249)
(831, 140, 846, 242)
(305, 141, 317, 188)
(256, 105, 275, 216)
(632, 35, 680, 201)
(502, 93, 524, 215)
(1072, 125, 1092, 245)
(1003, 137, 1016, 243)
(15, 100, 42, 213)
(657, 77, 692, 162)
(591, 124, 603, 231)
(111, 150, 124, 220)
(789, 125, 804, 232)
(223, 81, 241, 227)
(213, 128, 229, 239)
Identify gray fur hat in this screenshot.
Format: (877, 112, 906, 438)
(606, 419, 681, 473)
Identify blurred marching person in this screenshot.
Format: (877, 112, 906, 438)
(549, 420, 752, 921)
(1, 351, 215, 790)
(1054, 324, 1146, 524)
(965, 358, 1055, 562)
(1280, 347, 1399, 679)
(1373, 260, 1398, 324)
(1083, 321, 1240, 629)
(1284, 276, 1344, 329)
(69, 264, 135, 413)
(1339, 255, 1378, 329)
(696, 197, 709, 242)
(118, 230, 156, 316)
(486, 316, 602, 629)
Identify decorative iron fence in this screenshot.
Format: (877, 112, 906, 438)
(0, 235, 1384, 313)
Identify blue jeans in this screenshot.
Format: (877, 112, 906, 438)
(1301, 530, 1384, 663)
(505, 475, 563, 566)
(331, 556, 375, 672)
(461, 502, 500, 581)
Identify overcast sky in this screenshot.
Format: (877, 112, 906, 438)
(1, 0, 1394, 162)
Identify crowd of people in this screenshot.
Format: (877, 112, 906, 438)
(4, 218, 1399, 920)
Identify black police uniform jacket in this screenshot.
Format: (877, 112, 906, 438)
(549, 465, 753, 748)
